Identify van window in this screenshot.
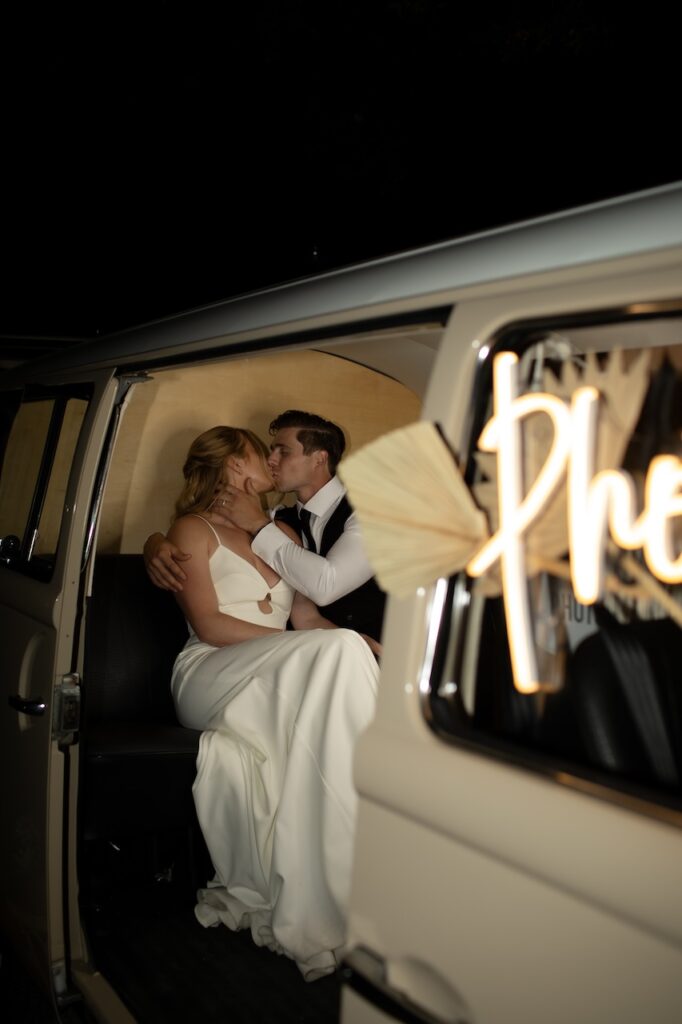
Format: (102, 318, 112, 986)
(427, 310, 682, 817)
(0, 389, 90, 578)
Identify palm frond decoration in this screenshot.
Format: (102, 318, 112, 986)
(340, 350, 680, 629)
(339, 421, 488, 597)
(544, 349, 650, 472)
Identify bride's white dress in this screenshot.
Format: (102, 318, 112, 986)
(170, 517, 380, 980)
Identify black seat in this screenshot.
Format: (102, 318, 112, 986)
(80, 554, 208, 890)
(566, 611, 682, 790)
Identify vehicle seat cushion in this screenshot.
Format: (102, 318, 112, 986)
(84, 554, 189, 725)
(81, 555, 203, 843)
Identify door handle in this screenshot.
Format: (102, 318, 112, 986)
(8, 695, 47, 716)
(341, 945, 472, 1024)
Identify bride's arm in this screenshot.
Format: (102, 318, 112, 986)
(289, 591, 337, 631)
(169, 517, 283, 646)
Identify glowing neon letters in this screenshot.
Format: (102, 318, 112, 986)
(466, 352, 682, 694)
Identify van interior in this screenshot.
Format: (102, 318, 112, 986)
(75, 328, 438, 1022)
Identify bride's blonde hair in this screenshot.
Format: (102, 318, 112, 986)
(174, 426, 270, 520)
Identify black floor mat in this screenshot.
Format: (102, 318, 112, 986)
(83, 877, 341, 1023)
(0, 947, 57, 1024)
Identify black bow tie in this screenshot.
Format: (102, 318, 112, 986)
(298, 508, 317, 553)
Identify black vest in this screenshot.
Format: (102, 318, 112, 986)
(275, 496, 386, 641)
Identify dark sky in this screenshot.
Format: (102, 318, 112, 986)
(1, 1, 679, 356)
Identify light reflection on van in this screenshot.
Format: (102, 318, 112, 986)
(1, 183, 681, 1024)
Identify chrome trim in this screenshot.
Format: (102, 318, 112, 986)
(82, 373, 151, 571)
(26, 527, 39, 562)
(342, 946, 469, 1024)
(8, 695, 47, 716)
(82, 408, 121, 570)
(553, 771, 682, 830)
(417, 578, 449, 721)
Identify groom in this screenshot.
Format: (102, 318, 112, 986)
(143, 410, 385, 641)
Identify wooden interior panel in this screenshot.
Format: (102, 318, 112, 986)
(99, 349, 420, 553)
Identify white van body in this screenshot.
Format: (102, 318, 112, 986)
(1, 182, 681, 1023)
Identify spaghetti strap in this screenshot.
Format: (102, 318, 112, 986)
(188, 513, 222, 546)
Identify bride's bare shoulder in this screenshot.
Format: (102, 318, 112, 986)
(169, 514, 216, 548)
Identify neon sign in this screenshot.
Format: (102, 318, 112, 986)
(466, 352, 682, 694)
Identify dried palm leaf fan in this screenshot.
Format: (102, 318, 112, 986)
(339, 421, 488, 598)
(340, 349, 682, 630)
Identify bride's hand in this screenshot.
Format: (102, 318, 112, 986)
(359, 634, 382, 660)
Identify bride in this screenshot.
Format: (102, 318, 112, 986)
(168, 425, 380, 981)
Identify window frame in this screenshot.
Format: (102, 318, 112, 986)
(423, 301, 682, 827)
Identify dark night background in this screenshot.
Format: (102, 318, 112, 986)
(0, 0, 679, 367)
(0, 4, 680, 1019)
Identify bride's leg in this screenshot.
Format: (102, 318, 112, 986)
(180, 628, 380, 977)
(263, 629, 380, 977)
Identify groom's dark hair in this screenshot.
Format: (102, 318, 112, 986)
(269, 410, 346, 475)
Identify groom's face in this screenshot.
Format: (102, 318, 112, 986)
(268, 427, 321, 493)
